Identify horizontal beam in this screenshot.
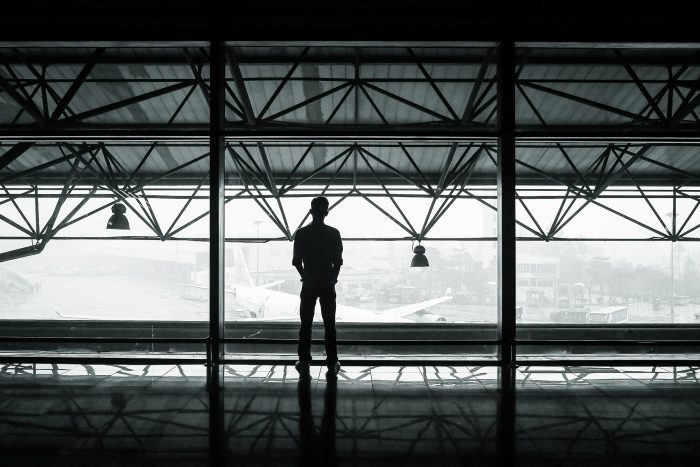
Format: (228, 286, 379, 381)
(0, 126, 495, 141)
(3, 336, 699, 347)
(0, 356, 208, 364)
(3, 191, 698, 200)
(2, 174, 695, 188)
(0, 336, 496, 345)
(517, 359, 700, 366)
(516, 127, 700, 142)
(0, 51, 699, 66)
(0, 355, 500, 366)
(519, 339, 700, 346)
(2, 126, 700, 142)
(1, 355, 697, 367)
(7, 235, 700, 242)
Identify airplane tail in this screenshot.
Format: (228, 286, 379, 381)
(229, 246, 255, 287)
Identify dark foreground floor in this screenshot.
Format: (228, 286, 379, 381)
(1, 363, 699, 466)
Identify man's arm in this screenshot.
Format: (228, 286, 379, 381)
(331, 230, 343, 283)
(292, 233, 304, 279)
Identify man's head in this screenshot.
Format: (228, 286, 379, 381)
(310, 196, 329, 220)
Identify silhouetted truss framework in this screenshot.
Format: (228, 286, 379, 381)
(515, 142, 700, 242)
(3, 42, 700, 377)
(0, 44, 498, 133)
(0, 45, 700, 135)
(0, 140, 496, 251)
(3, 140, 700, 259)
(1, 44, 699, 251)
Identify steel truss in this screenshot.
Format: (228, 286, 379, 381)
(0, 142, 213, 257)
(0, 140, 496, 246)
(514, 142, 700, 242)
(516, 46, 700, 133)
(5, 140, 700, 247)
(0, 44, 498, 134)
(1, 44, 700, 138)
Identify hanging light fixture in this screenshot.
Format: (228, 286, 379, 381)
(410, 244, 429, 268)
(106, 203, 130, 230)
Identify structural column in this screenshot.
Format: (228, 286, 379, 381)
(496, 39, 516, 462)
(209, 39, 226, 387)
(208, 39, 227, 464)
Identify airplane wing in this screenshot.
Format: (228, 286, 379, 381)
(378, 295, 452, 319)
(259, 280, 285, 289)
(53, 306, 96, 320)
(177, 282, 451, 323)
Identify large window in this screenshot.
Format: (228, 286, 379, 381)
(510, 42, 700, 358)
(514, 144, 700, 327)
(3, 41, 700, 364)
(0, 41, 212, 357)
(0, 142, 210, 356)
(514, 142, 700, 358)
(222, 138, 499, 358)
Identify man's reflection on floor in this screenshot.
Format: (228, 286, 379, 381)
(297, 371, 337, 466)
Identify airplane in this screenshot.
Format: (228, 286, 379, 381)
(179, 248, 452, 323)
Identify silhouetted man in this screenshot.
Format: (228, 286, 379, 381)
(292, 196, 343, 375)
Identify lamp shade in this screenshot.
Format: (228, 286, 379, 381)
(410, 244, 429, 267)
(106, 203, 130, 230)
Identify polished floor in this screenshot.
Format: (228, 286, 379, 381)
(1, 363, 699, 466)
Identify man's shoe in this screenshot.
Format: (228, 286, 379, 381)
(295, 360, 310, 374)
(326, 360, 341, 375)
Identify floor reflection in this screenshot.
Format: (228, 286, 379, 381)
(0, 363, 699, 466)
(0, 363, 209, 466)
(298, 371, 337, 466)
(222, 364, 499, 465)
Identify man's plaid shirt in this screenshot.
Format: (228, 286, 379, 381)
(292, 221, 343, 287)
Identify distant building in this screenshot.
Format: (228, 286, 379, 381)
(516, 255, 560, 305)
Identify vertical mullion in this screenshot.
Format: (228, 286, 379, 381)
(208, 38, 227, 467)
(209, 40, 226, 392)
(497, 41, 516, 375)
(496, 40, 516, 465)
(209, 40, 226, 379)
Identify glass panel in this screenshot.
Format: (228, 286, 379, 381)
(224, 138, 498, 359)
(0, 40, 212, 356)
(514, 43, 700, 360)
(515, 141, 700, 359)
(0, 141, 210, 356)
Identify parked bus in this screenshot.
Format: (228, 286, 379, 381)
(587, 306, 628, 324)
